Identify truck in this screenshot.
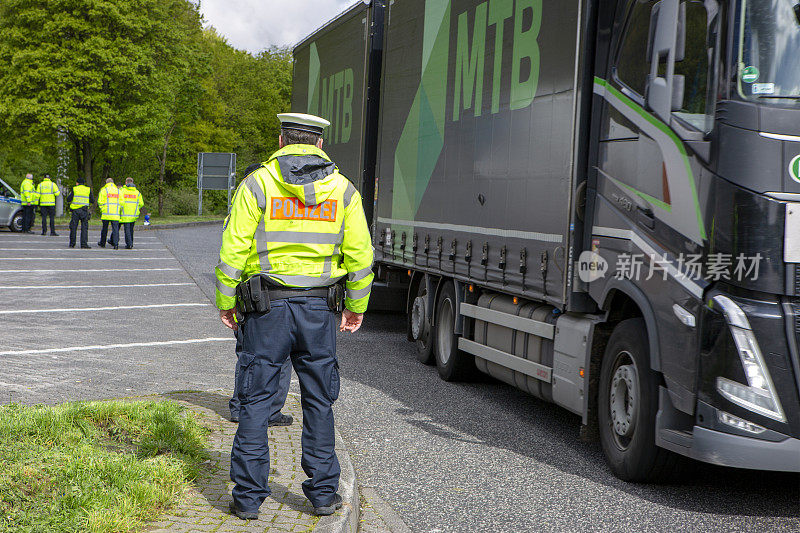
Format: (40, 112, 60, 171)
(292, 0, 800, 480)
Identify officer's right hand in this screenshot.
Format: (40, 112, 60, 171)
(340, 309, 364, 333)
(219, 308, 238, 331)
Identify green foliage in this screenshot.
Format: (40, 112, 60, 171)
(0, 1, 293, 214)
(163, 187, 198, 216)
(0, 400, 209, 532)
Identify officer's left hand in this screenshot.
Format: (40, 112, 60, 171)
(219, 308, 238, 331)
(340, 309, 363, 333)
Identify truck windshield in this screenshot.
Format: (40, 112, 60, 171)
(735, 0, 800, 102)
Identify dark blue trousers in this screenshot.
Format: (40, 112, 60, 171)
(230, 296, 340, 511)
(229, 330, 291, 422)
(123, 221, 135, 247)
(100, 219, 120, 247)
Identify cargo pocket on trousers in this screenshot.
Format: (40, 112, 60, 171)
(328, 360, 340, 402)
(237, 351, 257, 398)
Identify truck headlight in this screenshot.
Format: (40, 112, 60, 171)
(712, 295, 786, 422)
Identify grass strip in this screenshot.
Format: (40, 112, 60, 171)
(0, 400, 209, 532)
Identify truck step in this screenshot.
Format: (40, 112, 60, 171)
(658, 428, 694, 449)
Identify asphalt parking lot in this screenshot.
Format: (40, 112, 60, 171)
(0, 229, 236, 405)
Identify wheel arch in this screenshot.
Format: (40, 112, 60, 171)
(599, 279, 661, 373)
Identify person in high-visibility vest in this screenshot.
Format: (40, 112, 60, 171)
(36, 173, 60, 236)
(119, 177, 143, 249)
(97, 178, 121, 249)
(217, 113, 374, 520)
(19, 173, 37, 233)
(66, 177, 94, 248)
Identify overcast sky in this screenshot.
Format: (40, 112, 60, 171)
(194, 0, 357, 53)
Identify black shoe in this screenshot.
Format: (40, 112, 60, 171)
(125, 245, 132, 249)
(68, 244, 75, 248)
(268, 413, 294, 427)
(41, 232, 46, 236)
(313, 493, 343, 516)
(50, 232, 59, 236)
(107, 239, 113, 245)
(25, 230, 34, 234)
(81, 245, 91, 249)
(113, 245, 119, 250)
(97, 242, 105, 248)
(228, 500, 259, 520)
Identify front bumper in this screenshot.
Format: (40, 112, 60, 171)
(688, 425, 800, 471)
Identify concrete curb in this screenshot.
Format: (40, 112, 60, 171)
(50, 219, 224, 231)
(313, 422, 360, 533)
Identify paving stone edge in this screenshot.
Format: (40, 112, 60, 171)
(313, 422, 359, 533)
(51, 219, 224, 231)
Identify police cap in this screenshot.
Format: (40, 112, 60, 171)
(277, 113, 330, 135)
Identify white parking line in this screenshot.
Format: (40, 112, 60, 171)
(0, 337, 232, 356)
(0, 257, 175, 260)
(1, 236, 161, 240)
(0, 283, 195, 289)
(0, 248, 165, 251)
(0, 268, 182, 273)
(0, 242, 164, 246)
(0, 303, 210, 315)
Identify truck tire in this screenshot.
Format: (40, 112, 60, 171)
(434, 281, 477, 381)
(9, 210, 23, 232)
(598, 318, 679, 482)
(411, 280, 434, 364)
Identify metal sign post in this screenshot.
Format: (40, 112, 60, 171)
(197, 152, 237, 215)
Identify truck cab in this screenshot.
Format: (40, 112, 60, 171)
(0, 177, 23, 232)
(583, 0, 800, 475)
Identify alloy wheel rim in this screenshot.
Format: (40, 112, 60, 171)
(608, 350, 638, 450)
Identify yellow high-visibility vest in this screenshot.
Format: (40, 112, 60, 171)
(69, 184, 91, 209)
(215, 144, 374, 313)
(20, 178, 36, 206)
(98, 183, 121, 221)
(36, 179, 60, 206)
(120, 186, 143, 222)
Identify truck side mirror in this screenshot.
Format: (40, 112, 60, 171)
(645, 0, 686, 122)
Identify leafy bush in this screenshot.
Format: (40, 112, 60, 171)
(163, 187, 198, 216)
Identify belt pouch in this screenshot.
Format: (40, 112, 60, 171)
(249, 275, 271, 313)
(327, 283, 344, 312)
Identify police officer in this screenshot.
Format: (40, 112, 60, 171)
(66, 177, 94, 248)
(36, 173, 60, 236)
(97, 178, 121, 249)
(216, 113, 373, 520)
(120, 177, 143, 249)
(19, 173, 37, 233)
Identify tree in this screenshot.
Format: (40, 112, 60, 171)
(0, 0, 203, 189)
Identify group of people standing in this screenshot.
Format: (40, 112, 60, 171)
(19, 173, 61, 236)
(18, 174, 144, 249)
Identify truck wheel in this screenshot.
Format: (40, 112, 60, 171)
(598, 318, 678, 482)
(9, 211, 23, 232)
(411, 280, 434, 364)
(434, 282, 476, 381)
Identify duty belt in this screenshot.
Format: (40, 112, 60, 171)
(236, 274, 344, 314)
